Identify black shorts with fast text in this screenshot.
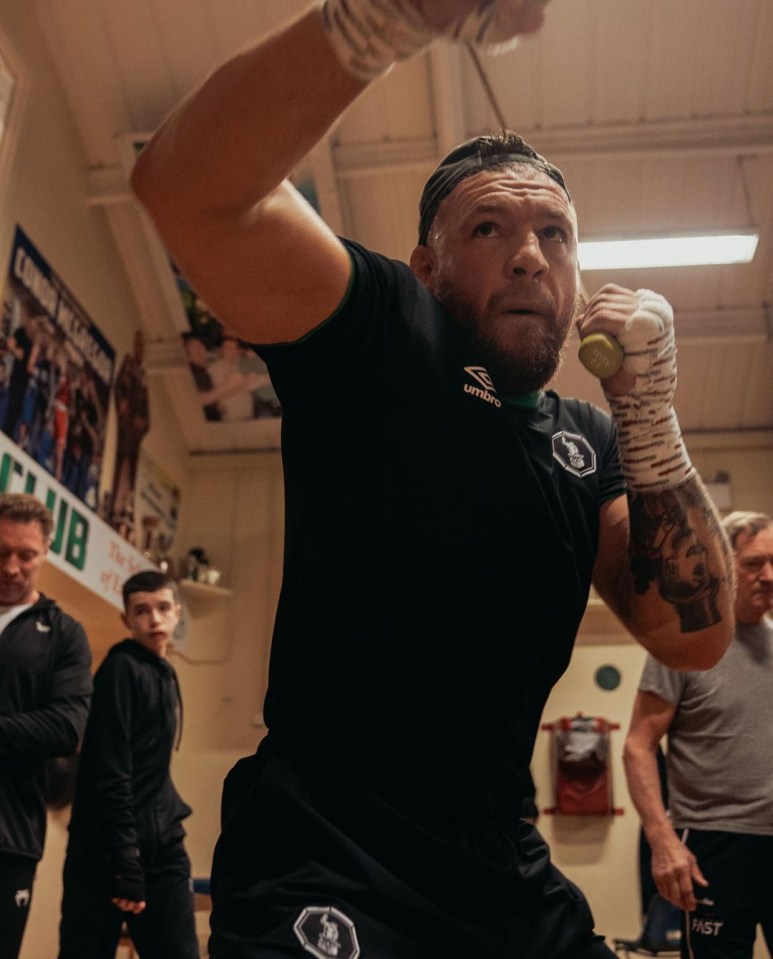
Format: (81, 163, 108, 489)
(680, 828, 773, 959)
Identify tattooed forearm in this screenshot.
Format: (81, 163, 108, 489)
(627, 477, 730, 632)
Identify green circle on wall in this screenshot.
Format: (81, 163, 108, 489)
(595, 664, 621, 691)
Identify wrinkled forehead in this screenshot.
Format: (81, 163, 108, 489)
(0, 517, 47, 548)
(432, 164, 577, 233)
(735, 524, 773, 558)
(419, 146, 572, 244)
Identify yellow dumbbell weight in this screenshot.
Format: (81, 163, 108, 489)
(578, 333, 624, 380)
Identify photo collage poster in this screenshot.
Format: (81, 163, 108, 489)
(177, 268, 281, 425)
(1, 225, 116, 513)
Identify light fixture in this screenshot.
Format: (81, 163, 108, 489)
(463, 46, 763, 275)
(578, 231, 759, 271)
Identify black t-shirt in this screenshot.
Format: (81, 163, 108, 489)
(256, 239, 623, 822)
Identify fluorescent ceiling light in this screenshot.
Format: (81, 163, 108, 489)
(578, 232, 759, 270)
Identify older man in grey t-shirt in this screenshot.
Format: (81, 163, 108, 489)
(624, 510, 773, 959)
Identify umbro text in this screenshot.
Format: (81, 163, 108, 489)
(464, 384, 502, 408)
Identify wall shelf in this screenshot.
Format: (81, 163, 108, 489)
(178, 579, 233, 599)
(174, 578, 233, 663)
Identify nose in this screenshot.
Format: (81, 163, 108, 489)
(507, 231, 549, 278)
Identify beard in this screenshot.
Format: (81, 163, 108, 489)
(436, 281, 576, 395)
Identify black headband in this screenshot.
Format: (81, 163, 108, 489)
(418, 134, 571, 245)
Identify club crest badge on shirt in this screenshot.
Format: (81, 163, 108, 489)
(552, 430, 597, 478)
(294, 905, 361, 959)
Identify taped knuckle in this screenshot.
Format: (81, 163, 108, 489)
(635, 289, 674, 329)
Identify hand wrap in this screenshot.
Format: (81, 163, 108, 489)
(322, 0, 546, 82)
(604, 290, 695, 491)
(109, 848, 146, 903)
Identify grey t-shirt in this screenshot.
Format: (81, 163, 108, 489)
(639, 619, 773, 835)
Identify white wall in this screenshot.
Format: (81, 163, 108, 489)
(169, 451, 284, 880)
(534, 641, 648, 943)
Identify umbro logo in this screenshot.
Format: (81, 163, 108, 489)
(465, 366, 496, 391)
(463, 366, 501, 408)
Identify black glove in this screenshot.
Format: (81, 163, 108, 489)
(109, 847, 146, 902)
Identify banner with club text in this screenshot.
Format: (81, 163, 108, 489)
(0, 431, 154, 610)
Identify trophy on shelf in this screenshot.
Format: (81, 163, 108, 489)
(185, 547, 222, 587)
(156, 534, 177, 580)
(140, 515, 160, 564)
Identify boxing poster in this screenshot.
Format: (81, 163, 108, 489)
(109, 330, 150, 536)
(0, 225, 116, 512)
(177, 270, 280, 425)
(132, 447, 180, 566)
(118, 135, 328, 438)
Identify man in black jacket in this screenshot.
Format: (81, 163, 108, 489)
(0, 492, 92, 959)
(58, 569, 198, 959)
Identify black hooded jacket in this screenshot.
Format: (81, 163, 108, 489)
(67, 639, 191, 858)
(0, 595, 92, 861)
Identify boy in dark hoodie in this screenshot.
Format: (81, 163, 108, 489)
(58, 569, 198, 959)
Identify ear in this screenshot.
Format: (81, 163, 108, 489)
(120, 611, 130, 631)
(409, 244, 437, 290)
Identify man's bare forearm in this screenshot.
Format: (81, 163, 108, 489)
(623, 737, 672, 844)
(583, 288, 734, 668)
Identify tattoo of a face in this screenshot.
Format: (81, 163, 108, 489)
(628, 484, 721, 632)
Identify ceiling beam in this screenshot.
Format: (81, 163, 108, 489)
(87, 113, 773, 204)
(332, 113, 773, 179)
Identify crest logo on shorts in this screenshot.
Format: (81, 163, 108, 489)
(14, 888, 31, 908)
(552, 430, 597, 478)
(294, 905, 360, 959)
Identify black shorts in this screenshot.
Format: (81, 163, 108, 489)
(680, 828, 773, 959)
(58, 839, 198, 959)
(209, 751, 613, 959)
(0, 852, 37, 959)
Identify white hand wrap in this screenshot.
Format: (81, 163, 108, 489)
(322, 0, 547, 83)
(322, 0, 435, 82)
(604, 290, 695, 492)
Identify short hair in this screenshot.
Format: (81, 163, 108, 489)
(0, 493, 54, 540)
(122, 569, 178, 608)
(418, 130, 571, 245)
(720, 511, 772, 551)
